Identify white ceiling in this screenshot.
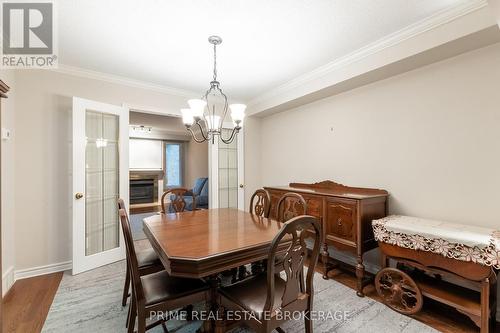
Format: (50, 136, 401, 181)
(59, 0, 467, 101)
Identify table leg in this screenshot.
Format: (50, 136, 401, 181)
(251, 261, 264, 275)
(480, 276, 490, 333)
(196, 274, 220, 333)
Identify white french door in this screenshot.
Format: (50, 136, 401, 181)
(209, 125, 244, 210)
(72, 97, 129, 274)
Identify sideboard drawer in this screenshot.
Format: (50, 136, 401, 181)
(325, 199, 357, 242)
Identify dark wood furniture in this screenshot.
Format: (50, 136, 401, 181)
(119, 205, 210, 333)
(0, 80, 9, 329)
(160, 187, 195, 213)
(376, 243, 497, 333)
(143, 208, 289, 332)
(219, 215, 323, 333)
(265, 180, 388, 297)
(249, 189, 271, 218)
(276, 192, 307, 222)
(143, 209, 288, 278)
(118, 200, 163, 309)
(243, 189, 272, 279)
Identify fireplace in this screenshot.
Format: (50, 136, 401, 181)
(129, 171, 163, 211)
(130, 179, 155, 204)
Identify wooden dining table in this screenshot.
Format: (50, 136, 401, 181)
(143, 208, 288, 332)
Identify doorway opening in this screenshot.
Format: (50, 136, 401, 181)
(128, 111, 209, 240)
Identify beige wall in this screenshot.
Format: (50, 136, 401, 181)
(184, 140, 208, 189)
(258, 42, 500, 317)
(260, 42, 500, 228)
(243, 116, 262, 211)
(10, 69, 187, 271)
(1, 70, 16, 294)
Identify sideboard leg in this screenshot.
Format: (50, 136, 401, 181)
(356, 255, 365, 297)
(321, 243, 330, 280)
(480, 276, 490, 333)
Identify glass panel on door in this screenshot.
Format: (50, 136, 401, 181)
(85, 110, 119, 256)
(218, 128, 238, 208)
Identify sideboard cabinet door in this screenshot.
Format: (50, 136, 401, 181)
(325, 198, 357, 243)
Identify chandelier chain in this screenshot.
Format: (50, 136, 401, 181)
(213, 43, 217, 82)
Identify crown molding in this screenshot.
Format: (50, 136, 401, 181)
(53, 64, 199, 98)
(248, 0, 489, 109)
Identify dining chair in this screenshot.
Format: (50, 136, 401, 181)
(276, 192, 307, 222)
(118, 199, 163, 308)
(247, 189, 272, 277)
(249, 189, 271, 218)
(119, 205, 210, 333)
(219, 215, 323, 333)
(160, 187, 195, 213)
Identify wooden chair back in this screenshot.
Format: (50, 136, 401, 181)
(249, 189, 271, 218)
(118, 199, 145, 304)
(161, 187, 194, 213)
(265, 215, 322, 318)
(276, 192, 307, 222)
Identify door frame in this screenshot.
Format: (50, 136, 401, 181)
(72, 97, 129, 274)
(0, 80, 9, 326)
(208, 124, 244, 210)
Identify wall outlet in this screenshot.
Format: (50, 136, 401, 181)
(2, 128, 12, 141)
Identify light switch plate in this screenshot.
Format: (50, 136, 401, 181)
(2, 128, 12, 141)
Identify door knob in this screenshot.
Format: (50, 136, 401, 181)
(239, 184, 244, 188)
(75, 192, 84, 199)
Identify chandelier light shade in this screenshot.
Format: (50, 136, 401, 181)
(181, 36, 246, 144)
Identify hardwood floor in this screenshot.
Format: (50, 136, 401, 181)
(323, 264, 499, 333)
(2, 272, 63, 333)
(1, 247, 497, 333)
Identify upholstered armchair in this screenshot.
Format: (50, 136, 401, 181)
(169, 177, 208, 212)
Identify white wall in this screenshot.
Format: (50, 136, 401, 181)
(10, 69, 187, 271)
(1, 70, 16, 294)
(129, 139, 163, 170)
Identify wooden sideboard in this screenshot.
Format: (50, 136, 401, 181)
(264, 180, 388, 297)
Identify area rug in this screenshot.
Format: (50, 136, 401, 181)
(129, 212, 158, 240)
(42, 260, 436, 333)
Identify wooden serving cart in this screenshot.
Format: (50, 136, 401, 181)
(372, 216, 498, 333)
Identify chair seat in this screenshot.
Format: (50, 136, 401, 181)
(219, 273, 286, 320)
(137, 248, 161, 268)
(141, 271, 209, 306)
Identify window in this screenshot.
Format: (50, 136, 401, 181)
(164, 142, 183, 188)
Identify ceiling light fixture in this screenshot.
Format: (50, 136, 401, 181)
(131, 125, 152, 133)
(181, 36, 245, 144)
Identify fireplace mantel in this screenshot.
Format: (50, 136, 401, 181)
(130, 169, 164, 179)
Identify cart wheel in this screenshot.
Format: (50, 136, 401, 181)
(375, 267, 423, 315)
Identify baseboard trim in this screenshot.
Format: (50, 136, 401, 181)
(2, 266, 15, 296)
(14, 261, 72, 281)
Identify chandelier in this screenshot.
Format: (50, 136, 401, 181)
(181, 36, 246, 144)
